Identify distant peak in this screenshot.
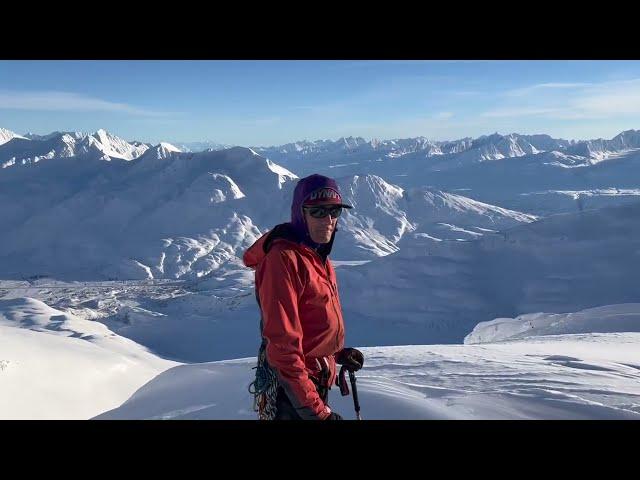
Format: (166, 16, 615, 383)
(158, 142, 181, 152)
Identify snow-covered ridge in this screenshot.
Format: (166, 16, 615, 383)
(565, 129, 640, 162)
(174, 140, 233, 153)
(337, 200, 640, 344)
(251, 130, 640, 180)
(254, 132, 570, 161)
(331, 174, 536, 259)
(0, 128, 151, 168)
(0, 145, 299, 280)
(0, 127, 26, 146)
(4, 127, 639, 173)
(261, 130, 639, 161)
(465, 303, 640, 344)
(0, 139, 534, 280)
(0, 297, 176, 419)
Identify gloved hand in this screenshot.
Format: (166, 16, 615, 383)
(335, 347, 364, 372)
(326, 411, 343, 420)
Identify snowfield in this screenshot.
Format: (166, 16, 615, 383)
(2, 297, 638, 420)
(96, 330, 640, 420)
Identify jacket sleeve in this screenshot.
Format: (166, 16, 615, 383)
(257, 248, 331, 420)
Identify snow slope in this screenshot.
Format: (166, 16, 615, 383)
(337, 201, 640, 344)
(465, 303, 640, 344)
(96, 329, 640, 420)
(0, 297, 176, 419)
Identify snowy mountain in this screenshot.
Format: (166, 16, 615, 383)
(0, 135, 536, 279)
(174, 140, 234, 152)
(143, 142, 182, 159)
(0, 145, 298, 281)
(332, 174, 536, 259)
(0, 169, 533, 365)
(609, 129, 640, 150)
(0, 127, 26, 146)
(252, 130, 640, 218)
(2, 123, 638, 284)
(253, 132, 574, 174)
(337, 201, 640, 345)
(3, 179, 635, 363)
(90, 128, 151, 160)
(565, 130, 640, 162)
(506, 187, 640, 217)
(388, 145, 640, 216)
(23, 131, 65, 141)
(255, 136, 370, 156)
(0, 129, 150, 168)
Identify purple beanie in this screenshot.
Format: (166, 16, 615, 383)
(290, 174, 352, 247)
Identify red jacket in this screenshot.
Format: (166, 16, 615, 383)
(243, 225, 345, 420)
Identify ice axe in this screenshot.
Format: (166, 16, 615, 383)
(338, 365, 362, 420)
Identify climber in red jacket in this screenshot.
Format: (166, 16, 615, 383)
(244, 173, 364, 420)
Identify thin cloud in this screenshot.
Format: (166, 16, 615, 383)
(482, 107, 561, 118)
(0, 90, 170, 116)
(485, 78, 640, 119)
(569, 78, 640, 117)
(505, 82, 591, 97)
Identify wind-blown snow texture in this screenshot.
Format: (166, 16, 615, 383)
(96, 319, 640, 419)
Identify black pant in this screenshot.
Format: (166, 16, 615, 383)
(274, 381, 329, 420)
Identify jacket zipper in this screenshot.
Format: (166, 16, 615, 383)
(303, 244, 343, 351)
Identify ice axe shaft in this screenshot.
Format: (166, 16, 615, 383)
(348, 369, 362, 420)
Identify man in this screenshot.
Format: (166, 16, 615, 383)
(243, 173, 364, 420)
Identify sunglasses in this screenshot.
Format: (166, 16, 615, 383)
(303, 205, 343, 219)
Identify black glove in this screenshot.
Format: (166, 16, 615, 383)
(326, 411, 343, 420)
(335, 347, 364, 372)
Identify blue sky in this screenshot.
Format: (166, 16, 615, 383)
(1, 60, 640, 146)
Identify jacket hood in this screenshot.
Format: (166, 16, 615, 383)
(290, 174, 349, 250)
(243, 222, 335, 269)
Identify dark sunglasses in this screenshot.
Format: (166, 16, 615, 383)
(303, 205, 343, 219)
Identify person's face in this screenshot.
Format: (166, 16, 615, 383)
(303, 204, 340, 244)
